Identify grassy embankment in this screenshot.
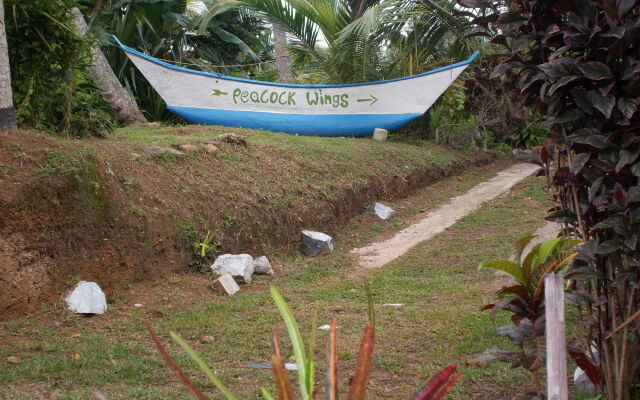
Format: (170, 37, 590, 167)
(0, 127, 555, 399)
(1, 124, 490, 318)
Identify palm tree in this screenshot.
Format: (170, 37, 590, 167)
(201, 0, 474, 84)
(0, 0, 17, 130)
(93, 0, 269, 120)
(273, 25, 294, 83)
(71, 8, 147, 125)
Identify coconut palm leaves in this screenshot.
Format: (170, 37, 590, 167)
(201, 0, 475, 83)
(336, 0, 476, 79)
(92, 0, 268, 120)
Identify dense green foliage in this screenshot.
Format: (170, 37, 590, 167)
(91, 0, 271, 120)
(205, 0, 476, 84)
(467, 0, 640, 397)
(6, 0, 115, 137)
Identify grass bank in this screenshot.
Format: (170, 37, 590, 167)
(0, 159, 552, 399)
(1, 125, 490, 318)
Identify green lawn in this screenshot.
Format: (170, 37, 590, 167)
(0, 164, 552, 399)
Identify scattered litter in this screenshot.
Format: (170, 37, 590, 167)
(383, 303, 405, 307)
(134, 303, 143, 308)
(212, 272, 241, 295)
(65, 281, 107, 315)
(244, 361, 297, 371)
(301, 230, 333, 256)
(374, 203, 394, 220)
(318, 325, 331, 330)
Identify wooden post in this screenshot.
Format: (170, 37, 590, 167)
(545, 273, 569, 400)
(0, 0, 18, 130)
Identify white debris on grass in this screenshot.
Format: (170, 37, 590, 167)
(374, 203, 394, 220)
(301, 230, 333, 256)
(211, 254, 255, 283)
(253, 256, 274, 275)
(65, 281, 107, 314)
(212, 272, 241, 295)
(372, 128, 388, 141)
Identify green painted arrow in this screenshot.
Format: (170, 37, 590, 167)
(211, 89, 229, 96)
(356, 94, 378, 105)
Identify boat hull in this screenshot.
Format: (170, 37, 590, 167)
(167, 106, 422, 136)
(117, 39, 478, 137)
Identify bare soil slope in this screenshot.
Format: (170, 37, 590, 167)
(0, 125, 492, 318)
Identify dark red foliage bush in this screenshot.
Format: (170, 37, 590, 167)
(461, 0, 640, 398)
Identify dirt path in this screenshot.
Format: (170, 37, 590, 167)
(522, 221, 563, 255)
(351, 162, 540, 268)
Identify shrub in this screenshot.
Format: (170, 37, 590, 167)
(6, 0, 115, 137)
(477, 237, 579, 396)
(464, 0, 640, 397)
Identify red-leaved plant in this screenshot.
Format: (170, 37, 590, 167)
(476, 236, 578, 396)
(461, 0, 640, 398)
(94, 286, 461, 399)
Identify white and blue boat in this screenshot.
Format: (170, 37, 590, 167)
(115, 37, 478, 137)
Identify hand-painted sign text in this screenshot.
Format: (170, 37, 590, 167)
(215, 87, 379, 108)
(226, 88, 356, 108)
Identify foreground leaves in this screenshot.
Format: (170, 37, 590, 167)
(139, 286, 461, 399)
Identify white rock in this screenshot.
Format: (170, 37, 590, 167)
(374, 203, 394, 220)
(573, 367, 596, 394)
(253, 256, 273, 275)
(211, 254, 255, 283)
(573, 345, 599, 395)
(284, 363, 297, 371)
(212, 273, 241, 295)
(373, 128, 388, 141)
(65, 281, 107, 314)
(301, 230, 334, 256)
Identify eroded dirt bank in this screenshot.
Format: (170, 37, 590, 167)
(0, 127, 493, 318)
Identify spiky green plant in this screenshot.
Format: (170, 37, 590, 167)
(117, 286, 461, 400)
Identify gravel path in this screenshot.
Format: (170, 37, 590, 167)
(351, 163, 540, 268)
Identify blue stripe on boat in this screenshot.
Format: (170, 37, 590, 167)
(167, 106, 422, 137)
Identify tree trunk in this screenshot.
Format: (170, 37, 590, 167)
(273, 25, 294, 84)
(70, 8, 147, 125)
(0, 0, 17, 131)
